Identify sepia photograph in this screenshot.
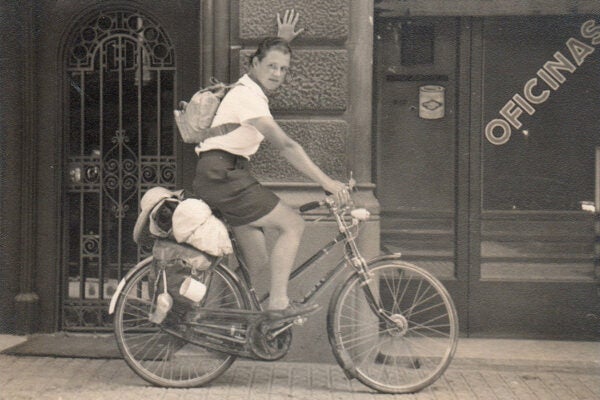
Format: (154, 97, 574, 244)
(1, 0, 599, 398)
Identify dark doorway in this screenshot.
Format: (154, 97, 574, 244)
(373, 17, 467, 330)
(58, 2, 199, 330)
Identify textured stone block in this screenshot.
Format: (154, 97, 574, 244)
(239, 0, 349, 41)
(240, 49, 347, 111)
(250, 120, 348, 181)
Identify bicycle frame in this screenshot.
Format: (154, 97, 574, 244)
(110, 196, 399, 331)
(229, 198, 397, 326)
(235, 231, 349, 311)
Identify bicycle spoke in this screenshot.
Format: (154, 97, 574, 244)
(407, 323, 452, 341)
(405, 286, 441, 318)
(408, 311, 451, 332)
(355, 336, 386, 366)
(381, 271, 399, 311)
(130, 330, 166, 360)
(339, 327, 385, 350)
(406, 298, 446, 318)
(408, 322, 452, 336)
(122, 299, 152, 315)
(340, 296, 365, 316)
(393, 270, 412, 313)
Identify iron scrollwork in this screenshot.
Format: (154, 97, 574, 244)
(64, 7, 177, 330)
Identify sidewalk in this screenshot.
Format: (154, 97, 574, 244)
(1, 334, 599, 400)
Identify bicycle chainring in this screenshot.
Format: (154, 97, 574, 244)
(248, 322, 292, 361)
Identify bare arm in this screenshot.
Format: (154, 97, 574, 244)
(247, 116, 346, 196)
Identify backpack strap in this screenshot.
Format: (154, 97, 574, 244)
(200, 78, 240, 98)
(203, 123, 241, 140)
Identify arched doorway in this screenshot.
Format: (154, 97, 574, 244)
(61, 6, 178, 329)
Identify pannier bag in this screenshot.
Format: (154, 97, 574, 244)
(149, 241, 214, 312)
(152, 238, 214, 272)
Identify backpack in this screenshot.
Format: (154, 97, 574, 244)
(173, 79, 240, 144)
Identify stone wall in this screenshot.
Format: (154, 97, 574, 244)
(234, 0, 378, 363)
(237, 0, 352, 182)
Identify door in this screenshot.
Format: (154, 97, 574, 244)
(374, 17, 468, 329)
(473, 15, 600, 339)
(61, 2, 199, 330)
(375, 15, 600, 339)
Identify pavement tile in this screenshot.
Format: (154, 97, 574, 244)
(520, 373, 560, 400)
(555, 373, 598, 400)
(501, 371, 541, 400)
(442, 371, 476, 400)
(480, 371, 520, 400)
(1, 346, 600, 400)
(461, 370, 495, 399)
(543, 372, 580, 400)
(579, 375, 600, 398)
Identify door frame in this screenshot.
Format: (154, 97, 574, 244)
(455, 17, 475, 336)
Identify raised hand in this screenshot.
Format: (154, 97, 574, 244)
(277, 9, 304, 42)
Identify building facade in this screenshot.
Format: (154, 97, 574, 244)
(1, 0, 599, 362)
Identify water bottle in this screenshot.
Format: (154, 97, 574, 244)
(149, 270, 173, 324)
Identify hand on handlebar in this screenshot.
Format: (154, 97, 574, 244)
(322, 179, 351, 207)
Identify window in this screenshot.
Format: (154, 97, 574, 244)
(400, 23, 434, 66)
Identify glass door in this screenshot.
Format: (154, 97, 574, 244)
(474, 16, 600, 339)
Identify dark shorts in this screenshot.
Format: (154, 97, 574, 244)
(192, 150, 280, 226)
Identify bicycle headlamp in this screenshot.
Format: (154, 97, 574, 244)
(350, 208, 370, 221)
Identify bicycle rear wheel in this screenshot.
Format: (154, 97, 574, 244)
(328, 260, 458, 393)
(113, 260, 247, 387)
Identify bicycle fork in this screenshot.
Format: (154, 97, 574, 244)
(343, 237, 401, 330)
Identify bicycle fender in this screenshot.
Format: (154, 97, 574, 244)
(108, 256, 154, 315)
(366, 252, 403, 265)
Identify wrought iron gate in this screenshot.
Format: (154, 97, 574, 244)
(63, 7, 177, 329)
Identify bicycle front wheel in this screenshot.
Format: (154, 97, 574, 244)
(328, 260, 458, 394)
(114, 261, 247, 388)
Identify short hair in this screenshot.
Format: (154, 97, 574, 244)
(248, 37, 292, 65)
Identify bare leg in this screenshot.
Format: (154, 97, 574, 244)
(232, 201, 305, 310)
(232, 225, 269, 273)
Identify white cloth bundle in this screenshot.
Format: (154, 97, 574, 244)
(172, 198, 233, 256)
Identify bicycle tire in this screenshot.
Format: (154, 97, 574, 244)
(114, 259, 248, 387)
(327, 260, 458, 394)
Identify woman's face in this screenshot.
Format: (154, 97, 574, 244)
(251, 49, 291, 91)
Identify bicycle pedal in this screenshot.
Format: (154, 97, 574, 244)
(293, 316, 308, 325)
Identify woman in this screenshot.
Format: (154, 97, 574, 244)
(193, 36, 348, 318)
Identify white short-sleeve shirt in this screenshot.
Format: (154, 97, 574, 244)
(195, 74, 271, 158)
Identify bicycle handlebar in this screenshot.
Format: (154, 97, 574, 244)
(299, 201, 322, 213)
(299, 177, 357, 214)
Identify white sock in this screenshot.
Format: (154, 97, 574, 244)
(268, 296, 289, 310)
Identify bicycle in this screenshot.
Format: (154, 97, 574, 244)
(108, 183, 458, 394)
